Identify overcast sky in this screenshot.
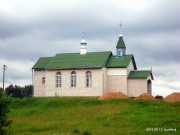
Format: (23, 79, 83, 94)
(0, 0, 180, 97)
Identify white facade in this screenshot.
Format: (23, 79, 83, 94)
(107, 68, 127, 75)
(127, 60, 134, 74)
(33, 61, 153, 97)
(106, 60, 134, 95)
(34, 68, 107, 97)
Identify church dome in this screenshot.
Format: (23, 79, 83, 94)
(81, 39, 87, 44)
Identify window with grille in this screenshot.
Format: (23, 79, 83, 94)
(71, 71, 76, 87)
(86, 71, 92, 87)
(56, 72, 61, 87)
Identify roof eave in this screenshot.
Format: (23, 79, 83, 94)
(150, 72, 154, 80)
(46, 66, 103, 70)
(131, 55, 137, 70)
(104, 52, 113, 67)
(33, 68, 46, 70)
(107, 66, 127, 68)
(128, 77, 147, 79)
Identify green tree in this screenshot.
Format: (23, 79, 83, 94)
(0, 87, 2, 97)
(13, 85, 22, 98)
(5, 85, 14, 97)
(0, 97, 12, 134)
(21, 85, 33, 97)
(5, 85, 22, 98)
(5, 84, 33, 98)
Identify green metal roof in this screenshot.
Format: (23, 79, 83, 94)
(116, 37, 126, 48)
(106, 55, 133, 68)
(33, 52, 138, 70)
(32, 57, 52, 69)
(128, 70, 153, 79)
(38, 51, 112, 69)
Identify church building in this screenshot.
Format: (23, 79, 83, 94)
(32, 30, 153, 97)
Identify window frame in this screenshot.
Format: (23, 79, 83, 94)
(71, 71, 76, 87)
(42, 77, 45, 85)
(117, 50, 123, 57)
(56, 72, 61, 88)
(86, 71, 92, 87)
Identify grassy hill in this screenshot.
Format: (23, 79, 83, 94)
(6, 97, 180, 135)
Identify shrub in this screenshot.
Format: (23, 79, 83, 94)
(155, 95, 163, 100)
(82, 131, 91, 135)
(0, 98, 12, 135)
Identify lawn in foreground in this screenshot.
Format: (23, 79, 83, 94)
(7, 97, 180, 135)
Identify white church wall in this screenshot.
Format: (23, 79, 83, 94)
(102, 68, 108, 94)
(33, 70, 46, 97)
(107, 75, 128, 95)
(107, 68, 127, 75)
(127, 60, 134, 75)
(39, 68, 105, 97)
(127, 79, 147, 97)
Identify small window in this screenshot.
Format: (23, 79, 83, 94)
(86, 71, 92, 87)
(71, 71, 76, 87)
(56, 72, 61, 87)
(117, 50, 123, 57)
(42, 77, 45, 84)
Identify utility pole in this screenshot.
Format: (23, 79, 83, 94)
(2, 65, 7, 97)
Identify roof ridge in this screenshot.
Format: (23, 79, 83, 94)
(128, 70, 152, 79)
(43, 51, 112, 69)
(55, 51, 112, 55)
(132, 70, 151, 72)
(39, 57, 53, 59)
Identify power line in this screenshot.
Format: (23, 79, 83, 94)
(1, 64, 32, 77)
(1, 64, 32, 88)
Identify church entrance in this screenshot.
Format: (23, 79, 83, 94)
(147, 80, 152, 94)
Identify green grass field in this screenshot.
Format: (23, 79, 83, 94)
(6, 97, 180, 135)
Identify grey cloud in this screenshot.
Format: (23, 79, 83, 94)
(125, 32, 180, 67)
(0, 0, 180, 94)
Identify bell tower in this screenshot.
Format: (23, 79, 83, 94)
(80, 32, 87, 55)
(116, 24, 126, 58)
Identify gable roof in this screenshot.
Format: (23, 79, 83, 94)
(116, 37, 126, 49)
(33, 51, 112, 70)
(32, 57, 53, 69)
(106, 54, 137, 69)
(128, 70, 154, 80)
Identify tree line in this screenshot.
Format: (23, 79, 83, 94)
(1, 84, 33, 98)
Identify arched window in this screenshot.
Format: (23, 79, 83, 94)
(42, 77, 45, 84)
(56, 72, 61, 87)
(86, 71, 92, 87)
(71, 71, 76, 87)
(147, 79, 152, 94)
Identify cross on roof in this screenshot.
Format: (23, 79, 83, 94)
(82, 32, 85, 39)
(119, 23, 123, 33)
(119, 23, 123, 37)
